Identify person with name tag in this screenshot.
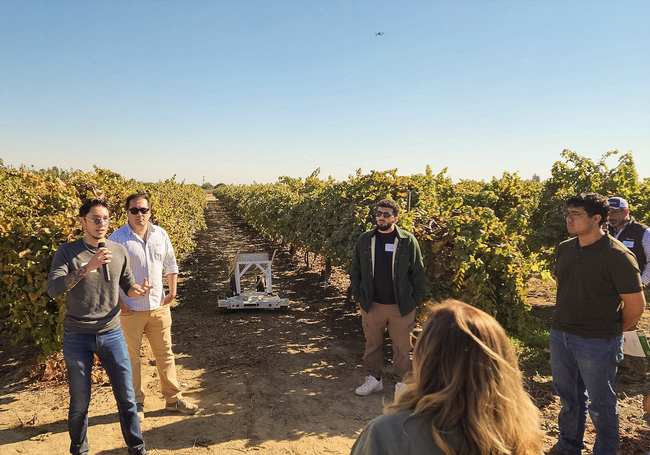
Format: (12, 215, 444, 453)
(47, 198, 152, 455)
(350, 199, 426, 396)
(607, 196, 650, 384)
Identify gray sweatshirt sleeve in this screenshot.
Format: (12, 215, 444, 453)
(118, 246, 136, 294)
(47, 245, 71, 298)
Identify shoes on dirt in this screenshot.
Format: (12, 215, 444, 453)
(136, 403, 145, 423)
(165, 397, 198, 414)
(355, 376, 383, 396)
(545, 446, 573, 455)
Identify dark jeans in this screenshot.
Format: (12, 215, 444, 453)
(63, 328, 146, 455)
(550, 329, 623, 455)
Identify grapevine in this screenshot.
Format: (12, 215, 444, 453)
(0, 165, 206, 358)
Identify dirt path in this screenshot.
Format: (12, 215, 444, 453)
(1, 198, 650, 454)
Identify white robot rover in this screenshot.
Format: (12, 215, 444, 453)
(218, 251, 289, 312)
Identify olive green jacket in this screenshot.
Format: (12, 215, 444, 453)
(349, 225, 426, 317)
(350, 411, 459, 455)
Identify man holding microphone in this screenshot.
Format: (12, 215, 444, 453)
(48, 198, 152, 455)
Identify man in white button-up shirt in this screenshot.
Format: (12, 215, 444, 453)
(110, 193, 198, 422)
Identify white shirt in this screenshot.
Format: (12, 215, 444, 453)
(109, 222, 179, 311)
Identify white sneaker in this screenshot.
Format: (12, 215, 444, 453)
(355, 376, 383, 396)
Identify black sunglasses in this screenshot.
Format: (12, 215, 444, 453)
(375, 210, 394, 218)
(128, 207, 150, 215)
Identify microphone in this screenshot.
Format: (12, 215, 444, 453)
(97, 242, 111, 282)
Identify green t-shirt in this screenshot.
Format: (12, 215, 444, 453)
(553, 234, 642, 339)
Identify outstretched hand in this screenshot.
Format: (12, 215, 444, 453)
(128, 277, 154, 298)
(138, 277, 154, 295)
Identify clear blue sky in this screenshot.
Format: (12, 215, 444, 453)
(1, 1, 648, 185)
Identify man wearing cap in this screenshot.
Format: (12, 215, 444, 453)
(608, 196, 650, 384)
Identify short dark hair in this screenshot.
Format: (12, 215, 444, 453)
(78, 198, 110, 218)
(376, 199, 400, 217)
(566, 193, 608, 226)
(125, 193, 151, 211)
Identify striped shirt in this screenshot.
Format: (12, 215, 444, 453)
(109, 222, 179, 311)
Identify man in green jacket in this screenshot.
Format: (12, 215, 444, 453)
(350, 199, 426, 396)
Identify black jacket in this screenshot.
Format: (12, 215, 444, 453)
(609, 217, 648, 274)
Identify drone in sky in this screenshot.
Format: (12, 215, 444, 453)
(375, 32, 384, 36)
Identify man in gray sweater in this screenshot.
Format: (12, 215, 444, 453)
(48, 198, 152, 455)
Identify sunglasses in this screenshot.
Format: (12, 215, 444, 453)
(84, 217, 111, 226)
(375, 210, 394, 218)
(128, 207, 150, 215)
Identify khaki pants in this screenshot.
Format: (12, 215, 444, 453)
(121, 305, 182, 404)
(360, 302, 415, 382)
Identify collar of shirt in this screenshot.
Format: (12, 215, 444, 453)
(119, 222, 166, 311)
(127, 221, 157, 242)
(571, 234, 609, 250)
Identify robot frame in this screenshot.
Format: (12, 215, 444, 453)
(218, 250, 289, 312)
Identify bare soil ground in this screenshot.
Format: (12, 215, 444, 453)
(1, 197, 649, 454)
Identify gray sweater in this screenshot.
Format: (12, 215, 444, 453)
(48, 239, 135, 333)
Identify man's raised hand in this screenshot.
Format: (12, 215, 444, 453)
(128, 277, 154, 298)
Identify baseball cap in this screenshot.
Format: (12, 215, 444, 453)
(608, 197, 629, 209)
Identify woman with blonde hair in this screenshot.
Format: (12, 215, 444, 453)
(350, 299, 544, 455)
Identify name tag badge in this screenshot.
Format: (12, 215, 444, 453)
(385, 244, 395, 252)
(623, 240, 634, 249)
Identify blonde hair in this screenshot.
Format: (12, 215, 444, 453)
(386, 300, 543, 455)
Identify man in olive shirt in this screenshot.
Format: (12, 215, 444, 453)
(549, 193, 645, 455)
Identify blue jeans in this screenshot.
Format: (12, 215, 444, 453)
(63, 328, 146, 455)
(550, 329, 623, 455)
